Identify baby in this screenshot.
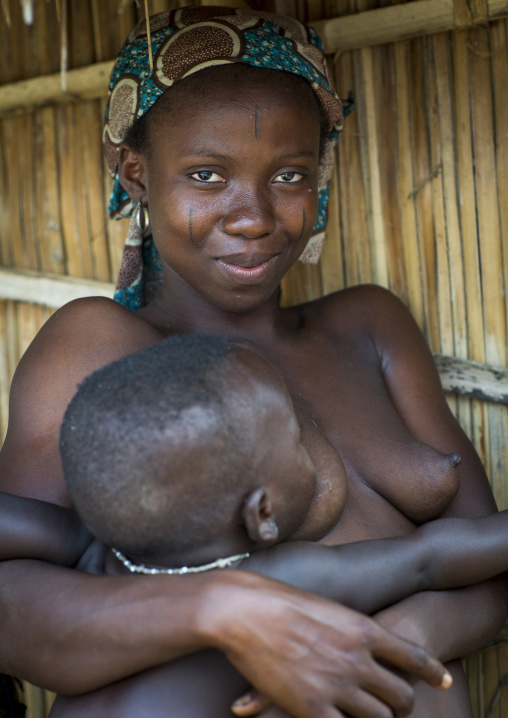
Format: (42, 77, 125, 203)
(2, 333, 508, 717)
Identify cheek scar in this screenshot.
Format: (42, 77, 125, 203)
(255, 104, 260, 140)
(189, 205, 194, 243)
(297, 209, 306, 243)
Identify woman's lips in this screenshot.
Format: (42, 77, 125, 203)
(215, 254, 278, 282)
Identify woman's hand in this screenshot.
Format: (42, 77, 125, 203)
(200, 573, 450, 718)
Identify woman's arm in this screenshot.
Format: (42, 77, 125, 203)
(359, 285, 508, 660)
(0, 297, 448, 718)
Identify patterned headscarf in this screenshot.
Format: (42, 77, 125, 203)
(104, 6, 345, 311)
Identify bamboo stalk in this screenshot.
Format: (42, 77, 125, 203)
(82, 101, 111, 282)
(355, 46, 389, 287)
(0, 120, 12, 266)
(426, 36, 454, 356)
(408, 37, 438, 349)
(319, 164, 345, 296)
(0, 302, 9, 440)
(433, 33, 468, 358)
(0, 60, 114, 116)
(452, 30, 485, 363)
(35, 107, 65, 275)
(491, 20, 508, 354)
(395, 41, 424, 322)
(469, 26, 506, 367)
(312, 0, 508, 53)
(373, 44, 406, 299)
(3, 116, 26, 269)
(334, 49, 366, 287)
(18, 115, 38, 270)
(60, 0, 67, 91)
(1, 0, 11, 27)
(57, 103, 81, 277)
(73, 104, 94, 279)
(0, 268, 114, 307)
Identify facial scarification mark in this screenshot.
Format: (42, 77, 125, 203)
(298, 209, 306, 243)
(189, 205, 194, 243)
(255, 104, 260, 140)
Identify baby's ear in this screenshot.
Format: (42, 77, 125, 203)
(242, 487, 279, 545)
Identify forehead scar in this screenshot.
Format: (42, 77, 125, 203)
(189, 205, 194, 243)
(255, 104, 260, 140)
(298, 209, 306, 243)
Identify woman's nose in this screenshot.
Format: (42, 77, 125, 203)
(221, 187, 276, 239)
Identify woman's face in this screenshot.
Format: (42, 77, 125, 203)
(127, 72, 321, 313)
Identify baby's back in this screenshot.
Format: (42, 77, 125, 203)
(50, 648, 248, 718)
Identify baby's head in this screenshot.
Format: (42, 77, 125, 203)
(60, 334, 315, 568)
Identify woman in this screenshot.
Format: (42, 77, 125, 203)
(0, 8, 504, 718)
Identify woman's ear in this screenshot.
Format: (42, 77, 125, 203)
(118, 144, 148, 204)
(242, 487, 279, 545)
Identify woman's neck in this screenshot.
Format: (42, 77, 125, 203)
(138, 269, 299, 343)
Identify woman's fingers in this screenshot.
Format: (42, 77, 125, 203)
(231, 690, 271, 716)
(368, 623, 452, 690)
(208, 574, 449, 718)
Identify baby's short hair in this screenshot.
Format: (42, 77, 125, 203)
(60, 334, 258, 563)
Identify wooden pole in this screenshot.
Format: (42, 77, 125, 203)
(0, 60, 113, 115)
(0, 268, 114, 308)
(312, 0, 508, 54)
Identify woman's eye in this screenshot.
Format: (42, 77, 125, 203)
(274, 171, 304, 183)
(191, 171, 225, 183)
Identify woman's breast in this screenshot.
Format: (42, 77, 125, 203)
(287, 377, 460, 546)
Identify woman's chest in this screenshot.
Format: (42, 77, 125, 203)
(262, 334, 459, 544)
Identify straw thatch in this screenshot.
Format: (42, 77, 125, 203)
(1, 1, 508, 716)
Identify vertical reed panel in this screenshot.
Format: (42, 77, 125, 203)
(424, 37, 455, 355)
(81, 101, 110, 281)
(320, 165, 345, 295)
(408, 37, 439, 348)
(395, 41, 424, 323)
(34, 108, 65, 275)
(334, 49, 373, 286)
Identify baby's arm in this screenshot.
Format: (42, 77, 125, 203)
(0, 491, 92, 566)
(248, 510, 508, 613)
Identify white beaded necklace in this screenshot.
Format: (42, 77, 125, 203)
(112, 548, 250, 575)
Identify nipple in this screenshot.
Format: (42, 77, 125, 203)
(447, 453, 462, 468)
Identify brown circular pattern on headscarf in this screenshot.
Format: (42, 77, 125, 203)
(171, 7, 236, 27)
(237, 11, 308, 43)
(312, 82, 343, 133)
(106, 76, 140, 143)
(103, 75, 140, 176)
(155, 22, 242, 88)
(128, 12, 170, 42)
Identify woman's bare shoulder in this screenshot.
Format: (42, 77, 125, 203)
(304, 284, 409, 337)
(0, 298, 162, 501)
(20, 297, 160, 370)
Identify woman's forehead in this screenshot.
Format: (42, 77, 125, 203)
(148, 65, 321, 133)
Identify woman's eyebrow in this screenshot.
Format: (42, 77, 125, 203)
(177, 149, 232, 161)
(279, 151, 316, 160)
(178, 149, 316, 161)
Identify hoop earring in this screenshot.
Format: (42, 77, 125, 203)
(136, 201, 150, 235)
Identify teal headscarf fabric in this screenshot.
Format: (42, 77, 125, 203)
(104, 7, 346, 311)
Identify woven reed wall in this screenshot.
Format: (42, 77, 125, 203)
(1, 1, 508, 716)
